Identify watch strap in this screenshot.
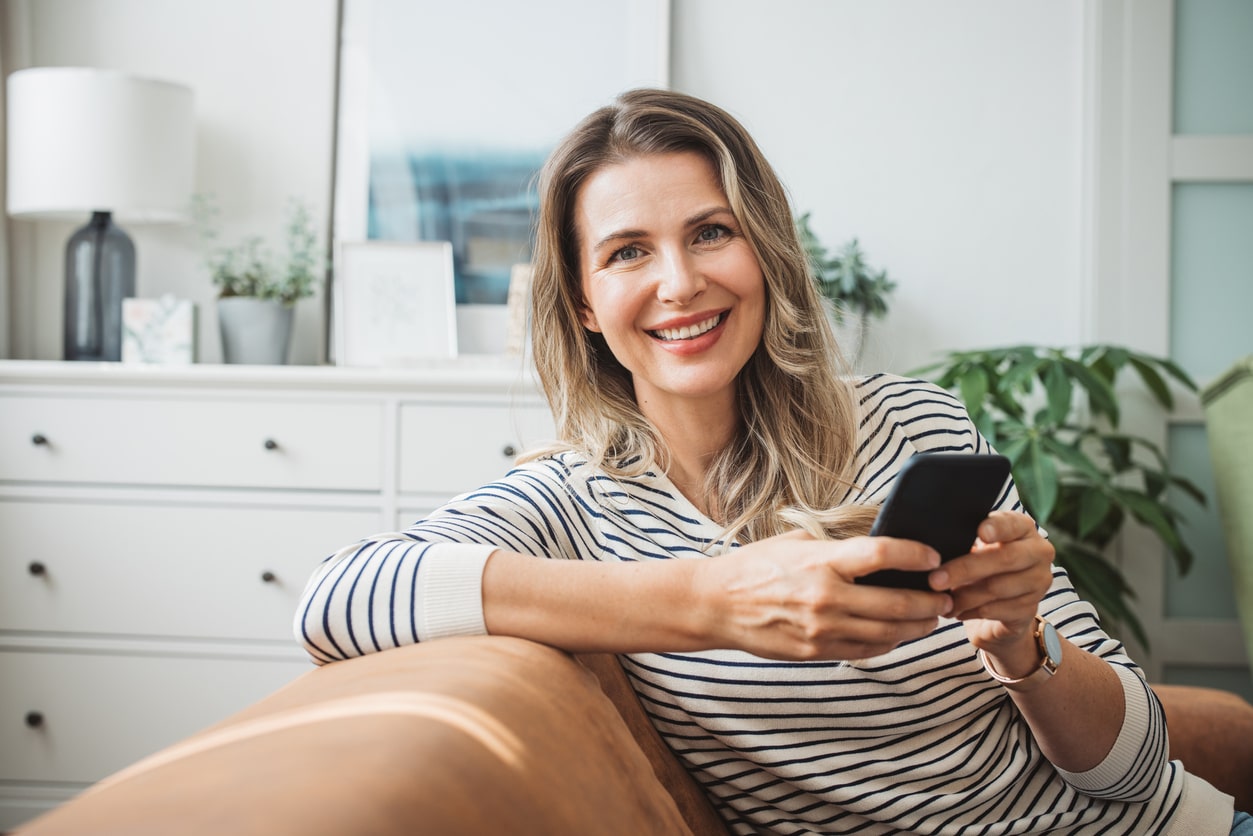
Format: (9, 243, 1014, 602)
(978, 615, 1060, 692)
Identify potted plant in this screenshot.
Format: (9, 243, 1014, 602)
(915, 344, 1204, 646)
(796, 212, 896, 365)
(194, 196, 323, 364)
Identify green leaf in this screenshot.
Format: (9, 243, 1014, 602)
(1114, 489, 1194, 574)
(1055, 540, 1146, 647)
(1154, 356, 1199, 391)
(1168, 474, 1208, 507)
(1043, 361, 1073, 426)
(1060, 358, 1120, 425)
(1129, 357, 1174, 410)
(1014, 438, 1059, 524)
(996, 434, 1031, 467)
(1039, 435, 1106, 483)
(1077, 487, 1112, 539)
(1101, 436, 1133, 471)
(959, 367, 990, 418)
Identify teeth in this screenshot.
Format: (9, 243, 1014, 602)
(651, 314, 723, 341)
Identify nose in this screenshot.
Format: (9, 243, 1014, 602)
(655, 249, 707, 305)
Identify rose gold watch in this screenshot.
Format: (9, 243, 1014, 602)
(978, 615, 1063, 692)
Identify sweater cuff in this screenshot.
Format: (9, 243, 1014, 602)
(1055, 664, 1155, 792)
(413, 544, 494, 641)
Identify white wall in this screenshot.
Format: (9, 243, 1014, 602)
(3, 0, 1086, 373)
(673, 0, 1086, 374)
(2, 0, 338, 364)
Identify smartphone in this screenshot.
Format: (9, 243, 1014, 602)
(855, 452, 1012, 591)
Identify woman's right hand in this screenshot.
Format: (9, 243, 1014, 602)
(693, 530, 954, 661)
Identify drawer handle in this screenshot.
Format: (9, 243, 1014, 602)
(263, 438, 280, 451)
(28, 561, 47, 577)
(261, 570, 278, 584)
(25, 711, 45, 729)
(502, 444, 517, 458)
(31, 433, 49, 446)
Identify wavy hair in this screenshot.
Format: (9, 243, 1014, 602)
(528, 88, 877, 544)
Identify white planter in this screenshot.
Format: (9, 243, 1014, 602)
(217, 297, 294, 365)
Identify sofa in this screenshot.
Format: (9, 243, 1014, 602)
(14, 636, 1253, 835)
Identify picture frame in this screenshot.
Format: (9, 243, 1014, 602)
(332, 0, 670, 319)
(504, 263, 532, 357)
(334, 240, 457, 366)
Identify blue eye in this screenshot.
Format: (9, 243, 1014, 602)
(611, 245, 641, 263)
(697, 225, 729, 243)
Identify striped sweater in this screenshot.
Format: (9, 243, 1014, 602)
(295, 374, 1228, 835)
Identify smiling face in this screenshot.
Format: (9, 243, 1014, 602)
(575, 151, 766, 425)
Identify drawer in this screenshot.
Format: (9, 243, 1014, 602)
(0, 499, 381, 642)
(0, 650, 311, 784)
(398, 402, 554, 496)
(0, 394, 384, 490)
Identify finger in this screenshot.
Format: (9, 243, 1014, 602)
(943, 551, 1053, 614)
(951, 589, 1042, 624)
(843, 583, 953, 622)
(977, 511, 1037, 545)
(793, 612, 945, 660)
(931, 532, 1052, 591)
(839, 536, 942, 580)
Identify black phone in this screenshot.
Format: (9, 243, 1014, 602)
(855, 452, 1012, 590)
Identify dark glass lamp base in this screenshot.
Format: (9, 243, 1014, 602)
(64, 210, 136, 361)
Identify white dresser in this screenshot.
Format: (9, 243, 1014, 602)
(0, 359, 554, 829)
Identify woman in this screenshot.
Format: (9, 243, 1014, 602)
(296, 89, 1238, 834)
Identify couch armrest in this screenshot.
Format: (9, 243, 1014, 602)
(17, 638, 699, 836)
(1155, 683, 1253, 812)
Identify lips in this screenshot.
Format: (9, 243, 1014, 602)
(648, 312, 728, 342)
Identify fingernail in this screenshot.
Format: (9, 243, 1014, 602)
(931, 570, 949, 589)
(940, 595, 953, 615)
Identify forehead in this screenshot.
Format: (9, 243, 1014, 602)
(574, 151, 726, 234)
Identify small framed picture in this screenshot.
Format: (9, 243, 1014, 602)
(334, 240, 458, 366)
(122, 296, 197, 364)
(505, 263, 532, 356)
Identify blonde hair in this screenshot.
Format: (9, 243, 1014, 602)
(528, 88, 877, 544)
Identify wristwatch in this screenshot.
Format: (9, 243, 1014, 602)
(978, 615, 1063, 692)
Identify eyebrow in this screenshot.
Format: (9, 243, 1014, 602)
(590, 206, 736, 255)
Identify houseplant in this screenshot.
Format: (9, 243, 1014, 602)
(796, 212, 896, 365)
(194, 196, 323, 364)
(914, 344, 1203, 646)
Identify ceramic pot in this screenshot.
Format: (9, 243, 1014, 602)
(217, 297, 293, 365)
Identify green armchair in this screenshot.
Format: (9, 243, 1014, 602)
(1202, 355, 1253, 663)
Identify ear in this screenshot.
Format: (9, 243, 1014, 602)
(578, 304, 601, 333)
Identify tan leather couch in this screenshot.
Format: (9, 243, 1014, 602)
(15, 636, 1253, 835)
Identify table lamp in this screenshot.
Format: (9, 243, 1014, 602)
(6, 67, 195, 361)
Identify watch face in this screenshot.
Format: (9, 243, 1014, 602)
(1042, 621, 1063, 665)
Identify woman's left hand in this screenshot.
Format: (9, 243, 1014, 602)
(927, 511, 1055, 655)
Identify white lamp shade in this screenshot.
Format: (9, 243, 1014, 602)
(6, 67, 195, 223)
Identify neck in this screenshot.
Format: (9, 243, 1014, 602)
(637, 390, 739, 519)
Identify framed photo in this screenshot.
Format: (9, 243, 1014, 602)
(333, 0, 669, 311)
(121, 296, 197, 364)
(334, 240, 457, 366)
(505, 263, 532, 357)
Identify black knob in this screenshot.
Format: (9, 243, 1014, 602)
(260, 571, 277, 583)
(28, 561, 47, 577)
(502, 444, 517, 458)
(25, 711, 44, 729)
(263, 438, 279, 451)
(31, 433, 49, 446)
